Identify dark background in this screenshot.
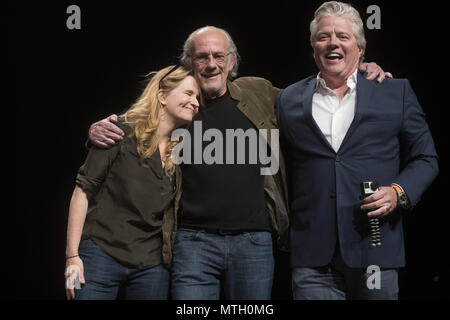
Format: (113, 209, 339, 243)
(10, 0, 448, 300)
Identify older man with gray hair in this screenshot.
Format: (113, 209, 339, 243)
(276, 1, 438, 300)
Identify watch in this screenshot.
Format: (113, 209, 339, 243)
(391, 184, 412, 210)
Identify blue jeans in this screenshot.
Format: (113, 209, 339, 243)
(171, 228, 274, 300)
(74, 239, 169, 300)
(292, 247, 398, 300)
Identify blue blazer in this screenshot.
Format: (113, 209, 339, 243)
(276, 73, 438, 268)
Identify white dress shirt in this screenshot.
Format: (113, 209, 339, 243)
(312, 69, 358, 152)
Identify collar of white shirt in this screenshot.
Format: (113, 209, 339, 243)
(315, 69, 358, 95)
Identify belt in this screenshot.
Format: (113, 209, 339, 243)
(213, 229, 245, 236)
(183, 226, 247, 236)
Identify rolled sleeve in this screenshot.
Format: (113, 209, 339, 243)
(75, 143, 121, 197)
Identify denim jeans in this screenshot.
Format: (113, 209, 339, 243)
(74, 239, 169, 300)
(171, 228, 274, 300)
(292, 247, 398, 300)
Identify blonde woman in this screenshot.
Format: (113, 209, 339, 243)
(64, 65, 199, 300)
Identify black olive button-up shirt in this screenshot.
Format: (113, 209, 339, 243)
(76, 123, 175, 269)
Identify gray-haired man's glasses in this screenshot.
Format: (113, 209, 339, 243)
(193, 52, 231, 65)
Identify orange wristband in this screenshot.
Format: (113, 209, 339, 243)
(391, 184, 403, 195)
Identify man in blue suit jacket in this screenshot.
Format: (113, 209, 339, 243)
(276, 1, 438, 299)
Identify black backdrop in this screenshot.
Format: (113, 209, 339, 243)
(10, 0, 448, 300)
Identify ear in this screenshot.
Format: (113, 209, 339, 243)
(157, 90, 166, 107)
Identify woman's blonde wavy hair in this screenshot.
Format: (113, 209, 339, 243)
(120, 65, 193, 176)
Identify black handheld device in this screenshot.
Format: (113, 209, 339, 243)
(361, 181, 381, 247)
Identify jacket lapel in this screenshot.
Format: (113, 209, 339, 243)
(228, 80, 247, 114)
(339, 73, 375, 150)
(302, 77, 335, 152)
(227, 80, 274, 149)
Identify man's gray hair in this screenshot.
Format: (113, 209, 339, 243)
(180, 26, 241, 79)
(310, 1, 366, 60)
